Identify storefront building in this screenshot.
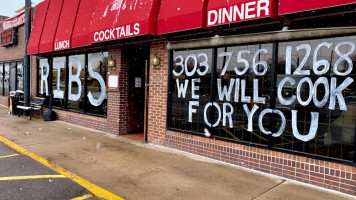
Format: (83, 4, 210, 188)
(5, 0, 356, 195)
(0, 12, 27, 106)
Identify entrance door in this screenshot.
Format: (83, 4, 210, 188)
(128, 46, 150, 134)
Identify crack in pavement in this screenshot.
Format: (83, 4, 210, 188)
(20, 136, 103, 147)
(251, 179, 286, 200)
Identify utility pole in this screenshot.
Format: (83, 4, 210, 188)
(24, 0, 31, 106)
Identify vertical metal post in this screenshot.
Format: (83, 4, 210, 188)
(144, 59, 149, 143)
(166, 50, 173, 129)
(209, 47, 217, 137)
(354, 128, 356, 164)
(64, 56, 69, 109)
(23, 0, 31, 106)
(268, 42, 279, 148)
(84, 54, 88, 112)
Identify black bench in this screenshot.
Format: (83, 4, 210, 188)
(17, 97, 45, 120)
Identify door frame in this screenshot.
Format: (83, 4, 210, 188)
(126, 45, 150, 142)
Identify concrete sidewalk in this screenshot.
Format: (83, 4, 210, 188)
(0, 107, 354, 200)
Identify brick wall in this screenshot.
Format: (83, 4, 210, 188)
(112, 48, 129, 135)
(0, 25, 25, 62)
(54, 109, 108, 133)
(30, 56, 37, 96)
(147, 41, 169, 145)
(165, 131, 356, 195)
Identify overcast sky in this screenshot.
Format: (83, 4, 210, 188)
(0, 0, 44, 18)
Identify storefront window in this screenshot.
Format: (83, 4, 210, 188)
(4, 63, 9, 96)
(9, 62, 16, 92)
(169, 49, 213, 136)
(0, 61, 24, 96)
(87, 52, 108, 115)
(37, 52, 108, 116)
(274, 36, 356, 161)
(168, 35, 356, 162)
(17, 62, 24, 91)
(38, 58, 50, 98)
(52, 57, 66, 108)
(68, 55, 85, 112)
(213, 44, 273, 145)
(0, 63, 3, 96)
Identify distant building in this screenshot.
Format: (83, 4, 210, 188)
(0, 12, 25, 104)
(0, 15, 9, 32)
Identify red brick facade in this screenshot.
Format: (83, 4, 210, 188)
(1, 28, 355, 197)
(165, 131, 356, 195)
(30, 56, 37, 96)
(114, 48, 129, 135)
(147, 41, 169, 145)
(0, 25, 25, 61)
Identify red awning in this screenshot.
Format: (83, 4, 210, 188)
(89, 0, 160, 43)
(53, 0, 80, 51)
(71, 0, 99, 48)
(38, 0, 64, 53)
(157, 0, 209, 34)
(206, 0, 279, 27)
(27, 0, 50, 55)
(279, 0, 356, 15)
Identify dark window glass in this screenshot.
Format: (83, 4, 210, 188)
(38, 58, 50, 98)
(86, 52, 108, 115)
(169, 49, 213, 136)
(275, 36, 356, 161)
(36, 52, 108, 117)
(0, 63, 3, 96)
(4, 63, 9, 96)
(68, 55, 85, 112)
(52, 57, 66, 108)
(168, 35, 356, 162)
(9, 62, 16, 92)
(17, 62, 24, 91)
(213, 44, 273, 145)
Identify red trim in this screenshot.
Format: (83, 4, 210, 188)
(39, 0, 64, 53)
(27, 0, 50, 55)
(71, 0, 100, 48)
(157, 0, 209, 34)
(89, 0, 161, 43)
(53, 0, 80, 51)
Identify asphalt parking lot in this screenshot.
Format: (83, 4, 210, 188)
(0, 143, 100, 200)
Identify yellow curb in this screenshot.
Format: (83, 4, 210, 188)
(0, 136, 124, 200)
